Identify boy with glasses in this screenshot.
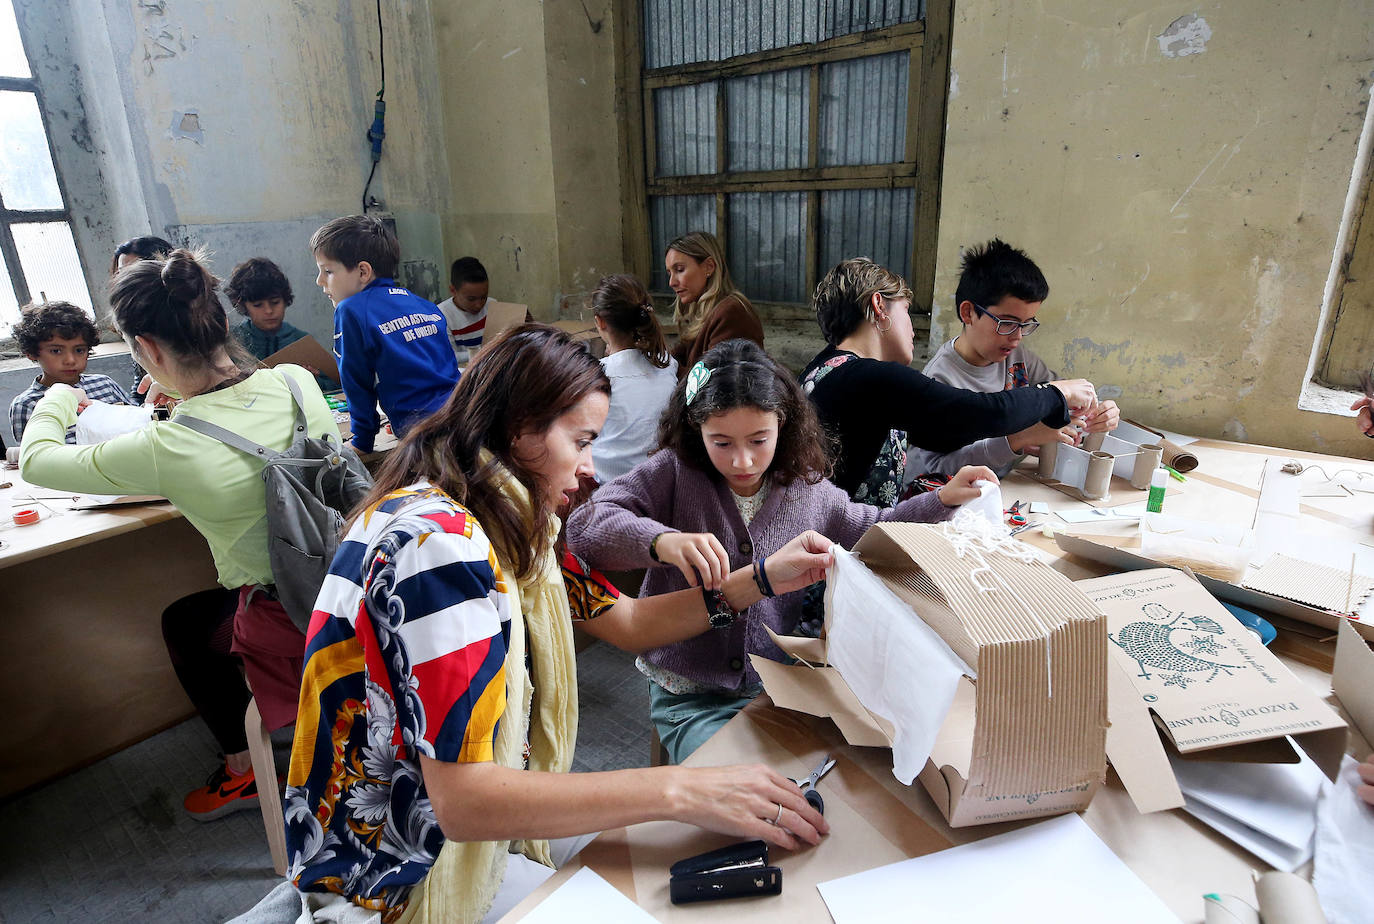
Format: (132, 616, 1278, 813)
(908, 239, 1118, 479)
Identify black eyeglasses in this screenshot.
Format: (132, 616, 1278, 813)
(972, 303, 1040, 336)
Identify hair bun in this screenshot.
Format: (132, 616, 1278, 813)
(159, 249, 208, 304)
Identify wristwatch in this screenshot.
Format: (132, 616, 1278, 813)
(701, 586, 739, 629)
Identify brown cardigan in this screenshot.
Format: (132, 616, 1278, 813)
(671, 294, 765, 377)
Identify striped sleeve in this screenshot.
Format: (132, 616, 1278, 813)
(369, 520, 512, 764)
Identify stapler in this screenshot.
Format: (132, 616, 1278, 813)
(668, 839, 782, 905)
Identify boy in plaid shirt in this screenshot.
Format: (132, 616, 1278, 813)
(10, 300, 131, 443)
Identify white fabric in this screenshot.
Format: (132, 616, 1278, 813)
(824, 546, 972, 785)
(1313, 755, 1374, 924)
(592, 349, 678, 483)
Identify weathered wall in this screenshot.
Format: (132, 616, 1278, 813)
(17, 0, 451, 346)
(932, 2, 1374, 458)
(429, 0, 623, 318)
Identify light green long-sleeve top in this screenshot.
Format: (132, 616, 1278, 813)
(20, 364, 337, 589)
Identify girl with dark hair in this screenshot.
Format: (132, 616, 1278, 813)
(20, 249, 337, 822)
(589, 273, 679, 482)
(665, 230, 764, 374)
(565, 338, 995, 764)
(276, 324, 830, 922)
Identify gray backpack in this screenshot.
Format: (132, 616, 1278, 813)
(176, 372, 374, 632)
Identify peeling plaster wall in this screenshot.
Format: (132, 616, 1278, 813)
(16, 0, 451, 347)
(429, 0, 623, 318)
(933, 2, 1374, 458)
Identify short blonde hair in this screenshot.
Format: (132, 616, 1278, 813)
(811, 257, 912, 346)
(665, 231, 749, 339)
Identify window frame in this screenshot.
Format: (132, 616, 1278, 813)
(614, 1, 953, 317)
(0, 62, 93, 337)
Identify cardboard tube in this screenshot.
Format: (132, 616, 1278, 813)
(1131, 443, 1164, 489)
(1160, 438, 1198, 473)
(1083, 451, 1113, 499)
(1037, 440, 1060, 478)
(1202, 894, 1259, 924)
(1082, 431, 1107, 452)
(1254, 872, 1328, 923)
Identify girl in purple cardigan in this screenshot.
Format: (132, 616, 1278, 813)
(565, 339, 994, 763)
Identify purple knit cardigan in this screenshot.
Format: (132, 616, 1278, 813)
(563, 449, 955, 692)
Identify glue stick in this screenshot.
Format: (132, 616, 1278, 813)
(1146, 467, 1168, 513)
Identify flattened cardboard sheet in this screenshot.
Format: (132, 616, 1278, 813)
(1077, 568, 1346, 794)
(261, 335, 340, 386)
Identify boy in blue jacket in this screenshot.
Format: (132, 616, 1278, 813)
(310, 216, 459, 452)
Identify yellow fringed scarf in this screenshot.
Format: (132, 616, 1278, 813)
(397, 457, 579, 924)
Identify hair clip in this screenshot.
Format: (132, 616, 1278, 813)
(685, 361, 711, 405)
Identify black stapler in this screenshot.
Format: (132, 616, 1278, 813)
(668, 839, 782, 905)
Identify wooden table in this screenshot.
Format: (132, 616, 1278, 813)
(0, 413, 389, 797)
(506, 436, 1374, 923)
(0, 468, 219, 797)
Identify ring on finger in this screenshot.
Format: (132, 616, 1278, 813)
(772, 802, 783, 825)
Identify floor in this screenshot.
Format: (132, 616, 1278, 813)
(0, 641, 651, 924)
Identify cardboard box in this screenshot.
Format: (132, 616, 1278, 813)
(1076, 568, 1347, 813)
(756, 522, 1109, 827)
(1055, 531, 1374, 643)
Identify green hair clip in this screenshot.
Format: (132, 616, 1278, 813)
(685, 361, 712, 405)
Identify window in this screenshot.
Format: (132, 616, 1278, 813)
(617, 0, 951, 314)
(0, 0, 93, 338)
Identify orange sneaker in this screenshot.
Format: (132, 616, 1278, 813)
(183, 760, 259, 821)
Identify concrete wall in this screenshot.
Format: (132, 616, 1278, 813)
(932, 2, 1374, 458)
(16, 0, 452, 347)
(429, 0, 624, 318)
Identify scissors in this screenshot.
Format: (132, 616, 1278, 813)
(1004, 499, 1027, 528)
(790, 754, 836, 814)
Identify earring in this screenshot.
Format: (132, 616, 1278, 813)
(874, 314, 891, 333)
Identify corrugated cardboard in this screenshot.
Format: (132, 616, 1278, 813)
(757, 522, 1109, 827)
(1076, 568, 1347, 814)
(1055, 531, 1374, 642)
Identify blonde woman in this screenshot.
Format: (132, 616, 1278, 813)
(665, 231, 764, 375)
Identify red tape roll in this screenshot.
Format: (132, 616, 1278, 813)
(13, 508, 39, 526)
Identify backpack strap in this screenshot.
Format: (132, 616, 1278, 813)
(172, 369, 318, 461)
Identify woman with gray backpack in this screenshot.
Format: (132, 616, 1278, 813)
(19, 248, 370, 821)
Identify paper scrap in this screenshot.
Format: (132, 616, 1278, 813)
(1168, 749, 1324, 871)
(816, 813, 1178, 923)
(1313, 755, 1374, 924)
(521, 866, 657, 924)
(824, 546, 971, 785)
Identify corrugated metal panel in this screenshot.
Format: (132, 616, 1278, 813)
(650, 195, 718, 290)
(647, 1, 920, 68)
(819, 51, 909, 166)
(819, 187, 915, 282)
(727, 192, 807, 303)
(726, 67, 808, 171)
(654, 83, 718, 176)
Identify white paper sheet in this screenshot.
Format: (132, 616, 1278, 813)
(1168, 749, 1324, 871)
(73, 400, 153, 444)
(520, 867, 658, 924)
(825, 546, 972, 785)
(816, 813, 1179, 923)
(1313, 755, 1374, 924)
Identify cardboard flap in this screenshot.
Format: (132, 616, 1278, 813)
(748, 655, 893, 747)
(480, 301, 530, 345)
(1080, 568, 1347, 809)
(764, 624, 828, 666)
(1334, 618, 1374, 746)
(262, 334, 341, 385)
(1292, 726, 1348, 782)
(1105, 656, 1186, 813)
